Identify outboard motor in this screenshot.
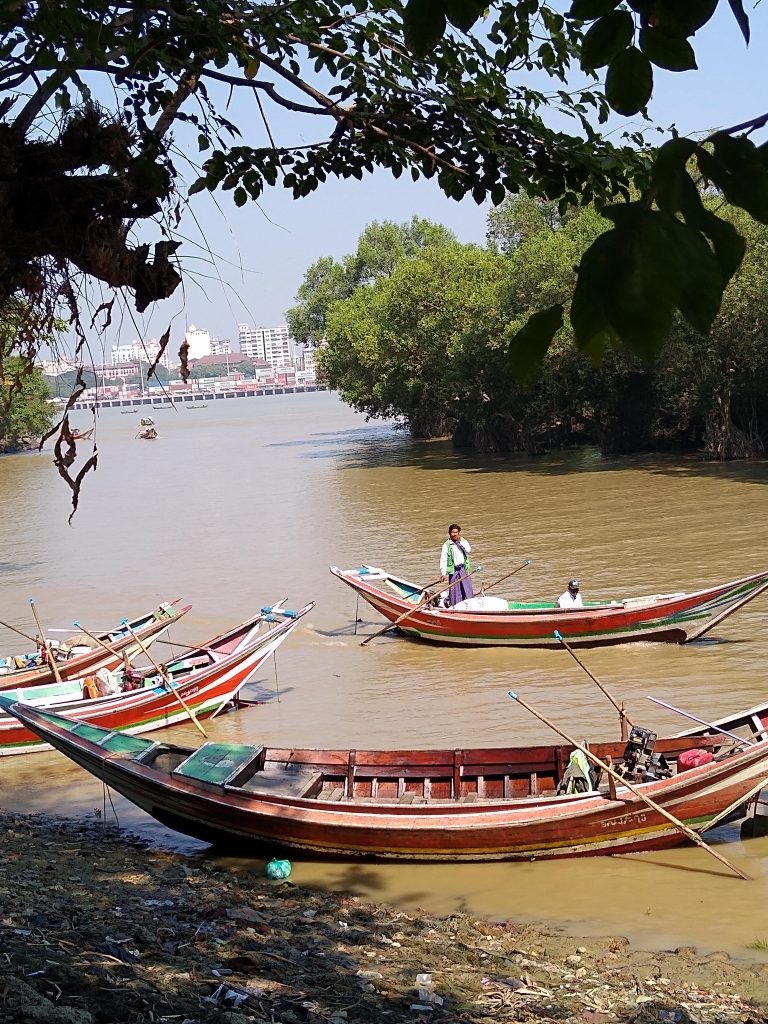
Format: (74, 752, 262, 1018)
(620, 726, 672, 784)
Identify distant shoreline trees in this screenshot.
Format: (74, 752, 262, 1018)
(291, 208, 768, 459)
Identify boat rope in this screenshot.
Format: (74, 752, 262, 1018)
(102, 781, 120, 828)
(273, 652, 281, 704)
(354, 593, 360, 634)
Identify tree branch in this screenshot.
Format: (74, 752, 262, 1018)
(199, 68, 331, 115)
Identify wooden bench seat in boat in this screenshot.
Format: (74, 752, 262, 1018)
(237, 762, 324, 799)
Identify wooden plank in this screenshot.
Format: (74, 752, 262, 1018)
(453, 749, 464, 799)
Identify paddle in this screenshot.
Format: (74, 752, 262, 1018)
(554, 629, 633, 741)
(118, 619, 209, 739)
(360, 564, 483, 647)
(30, 600, 62, 684)
(646, 696, 754, 747)
(507, 690, 750, 881)
(0, 617, 39, 647)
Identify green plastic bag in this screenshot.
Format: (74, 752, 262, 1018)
(265, 858, 292, 879)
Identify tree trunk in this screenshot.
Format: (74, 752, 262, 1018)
(408, 408, 452, 439)
(701, 386, 763, 460)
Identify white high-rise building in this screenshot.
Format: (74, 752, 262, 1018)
(111, 338, 175, 370)
(211, 336, 231, 356)
(238, 323, 264, 361)
(238, 323, 292, 368)
(184, 325, 211, 361)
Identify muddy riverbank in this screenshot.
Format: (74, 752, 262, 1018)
(1, 813, 767, 1024)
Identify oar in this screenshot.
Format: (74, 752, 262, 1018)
(118, 618, 209, 739)
(554, 629, 632, 741)
(30, 600, 62, 684)
(361, 564, 483, 647)
(507, 690, 750, 881)
(483, 559, 533, 592)
(647, 696, 754, 747)
(0, 617, 39, 646)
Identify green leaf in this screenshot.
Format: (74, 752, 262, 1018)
(605, 47, 653, 116)
(404, 0, 447, 57)
(569, 0, 619, 20)
(706, 134, 768, 222)
(233, 186, 248, 207)
(581, 11, 635, 70)
(697, 209, 747, 282)
(443, 0, 484, 32)
(574, 208, 685, 360)
(651, 137, 701, 217)
(727, 0, 750, 43)
(639, 27, 697, 71)
(188, 178, 208, 196)
(656, 214, 724, 333)
(508, 305, 564, 381)
(570, 232, 617, 361)
(603, 211, 682, 357)
(652, 0, 718, 37)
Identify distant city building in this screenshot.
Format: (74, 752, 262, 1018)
(237, 323, 293, 369)
(210, 336, 231, 356)
(39, 356, 81, 376)
(96, 362, 139, 380)
(301, 346, 317, 374)
(184, 325, 212, 361)
(111, 338, 175, 370)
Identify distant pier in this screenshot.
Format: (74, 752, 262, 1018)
(66, 384, 325, 411)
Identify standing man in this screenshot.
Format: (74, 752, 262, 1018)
(557, 579, 584, 609)
(440, 524, 474, 608)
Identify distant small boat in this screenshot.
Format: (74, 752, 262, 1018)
(69, 427, 94, 441)
(140, 416, 155, 426)
(186, 403, 207, 410)
(152, 401, 174, 410)
(121, 408, 139, 415)
(137, 426, 158, 440)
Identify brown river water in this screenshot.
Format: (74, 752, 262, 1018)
(1, 391, 768, 957)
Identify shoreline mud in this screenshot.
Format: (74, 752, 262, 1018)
(2, 813, 768, 1024)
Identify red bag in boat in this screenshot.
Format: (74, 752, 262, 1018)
(678, 748, 714, 771)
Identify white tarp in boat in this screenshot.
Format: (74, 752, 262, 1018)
(451, 595, 509, 612)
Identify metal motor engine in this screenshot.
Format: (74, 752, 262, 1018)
(620, 726, 672, 783)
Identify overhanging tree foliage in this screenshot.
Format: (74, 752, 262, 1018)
(1, 0, 767, 503)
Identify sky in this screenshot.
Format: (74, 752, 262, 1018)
(88, 2, 768, 357)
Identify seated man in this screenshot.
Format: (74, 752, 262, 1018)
(557, 579, 584, 609)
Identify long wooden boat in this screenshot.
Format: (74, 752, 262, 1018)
(331, 565, 768, 648)
(0, 601, 189, 690)
(0, 602, 313, 755)
(3, 694, 767, 860)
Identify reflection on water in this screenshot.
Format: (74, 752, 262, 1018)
(1, 392, 768, 957)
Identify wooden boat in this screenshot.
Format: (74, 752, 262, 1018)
(2, 694, 767, 859)
(0, 602, 313, 755)
(69, 427, 94, 441)
(137, 425, 158, 439)
(331, 565, 768, 648)
(0, 601, 189, 690)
